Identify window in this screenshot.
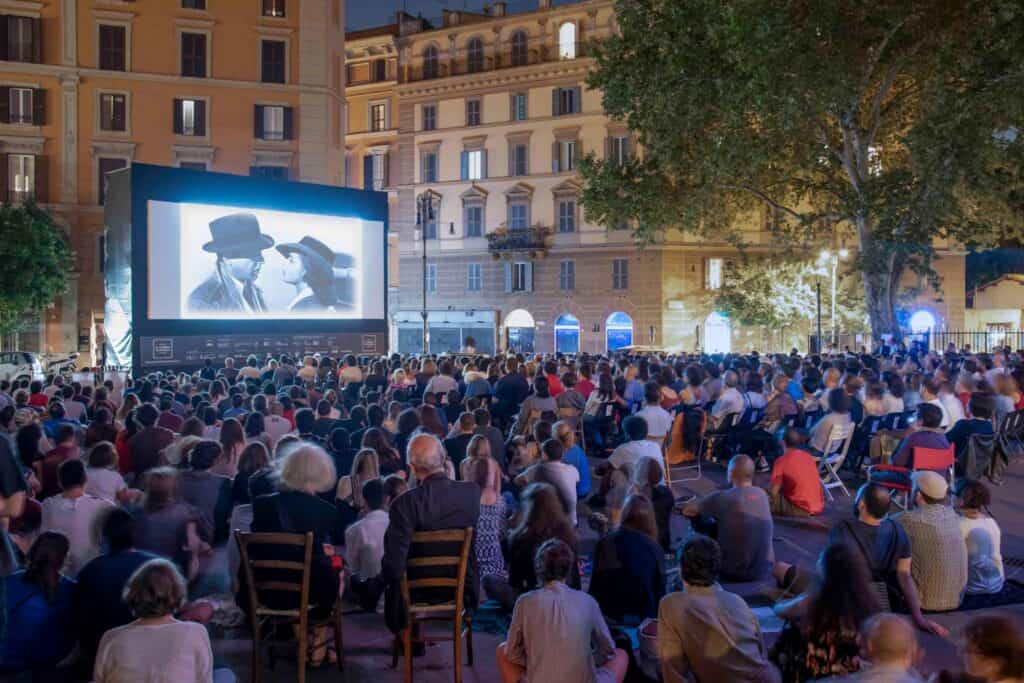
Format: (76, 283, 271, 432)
(510, 143, 528, 176)
(559, 260, 575, 291)
(8, 154, 33, 202)
(466, 99, 481, 126)
(558, 22, 577, 59)
(464, 204, 483, 237)
(467, 38, 484, 73)
(461, 149, 485, 181)
(180, 161, 207, 170)
(418, 197, 438, 238)
(421, 150, 438, 183)
(9, 87, 31, 125)
(262, 0, 286, 17)
(612, 258, 629, 290)
(553, 86, 581, 116)
(99, 93, 126, 132)
(705, 258, 723, 290)
(250, 165, 288, 181)
(5, 16, 38, 63)
(254, 104, 292, 140)
(554, 140, 576, 172)
(422, 103, 436, 131)
(370, 103, 387, 132)
(609, 135, 631, 165)
(508, 201, 529, 230)
(511, 92, 527, 121)
(510, 30, 528, 67)
(467, 263, 482, 291)
(373, 58, 387, 82)
(422, 45, 439, 79)
(558, 199, 576, 233)
(261, 40, 286, 83)
(173, 98, 207, 136)
(182, 0, 206, 8)
(426, 263, 437, 293)
(510, 262, 530, 292)
(371, 152, 388, 190)
(98, 25, 126, 71)
(181, 32, 207, 78)
(97, 157, 127, 205)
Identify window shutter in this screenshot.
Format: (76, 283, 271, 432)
(624, 136, 632, 160)
(0, 87, 9, 125)
(173, 99, 184, 134)
(572, 86, 581, 113)
(33, 155, 47, 203)
(31, 18, 42, 64)
(504, 263, 512, 292)
(460, 151, 468, 181)
(363, 155, 373, 191)
(552, 141, 559, 173)
(383, 152, 390, 187)
(0, 154, 7, 203)
(194, 100, 206, 137)
(0, 17, 8, 61)
(480, 150, 487, 179)
(551, 88, 560, 116)
(702, 257, 709, 290)
(507, 145, 513, 177)
(282, 106, 294, 140)
(253, 105, 264, 138)
(525, 263, 533, 292)
(604, 136, 611, 161)
(31, 89, 44, 126)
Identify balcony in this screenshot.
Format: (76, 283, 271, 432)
(487, 224, 552, 259)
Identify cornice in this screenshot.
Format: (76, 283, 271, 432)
(396, 58, 593, 99)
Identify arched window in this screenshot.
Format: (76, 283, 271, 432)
(558, 22, 577, 60)
(605, 312, 634, 352)
(704, 312, 731, 353)
(422, 44, 439, 80)
(555, 313, 580, 354)
(505, 308, 536, 353)
(467, 37, 484, 73)
(510, 30, 528, 67)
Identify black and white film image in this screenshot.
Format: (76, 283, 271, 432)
(147, 201, 384, 321)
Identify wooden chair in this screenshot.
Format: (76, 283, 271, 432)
(391, 528, 475, 683)
(235, 531, 344, 683)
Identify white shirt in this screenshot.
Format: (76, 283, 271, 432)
(608, 440, 667, 486)
(959, 515, 1004, 595)
(344, 508, 389, 579)
(41, 492, 115, 576)
(518, 461, 580, 526)
(938, 393, 965, 426)
(882, 394, 904, 415)
(85, 467, 127, 503)
(635, 404, 673, 439)
(94, 620, 213, 683)
(43, 384, 62, 399)
(264, 415, 294, 448)
(237, 366, 261, 381)
(711, 387, 745, 426)
(926, 398, 952, 429)
(63, 400, 86, 422)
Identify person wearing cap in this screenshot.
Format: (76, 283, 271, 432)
(188, 212, 275, 313)
(892, 470, 968, 612)
(277, 236, 338, 312)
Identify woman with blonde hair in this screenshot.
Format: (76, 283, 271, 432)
(467, 455, 506, 582)
(335, 448, 380, 532)
(116, 394, 140, 425)
(459, 434, 501, 492)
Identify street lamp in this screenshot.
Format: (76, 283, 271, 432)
(818, 248, 849, 347)
(416, 194, 435, 355)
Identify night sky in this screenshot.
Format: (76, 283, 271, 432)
(346, 0, 578, 32)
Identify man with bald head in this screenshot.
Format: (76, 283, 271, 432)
(683, 454, 774, 581)
(833, 613, 923, 682)
(381, 433, 481, 635)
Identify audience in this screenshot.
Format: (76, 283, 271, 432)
(769, 428, 825, 516)
(41, 459, 115, 575)
(953, 479, 1004, 596)
(832, 613, 921, 683)
(345, 478, 392, 611)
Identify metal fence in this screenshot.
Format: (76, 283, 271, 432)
(921, 330, 1024, 353)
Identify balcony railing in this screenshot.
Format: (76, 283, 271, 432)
(486, 224, 552, 258)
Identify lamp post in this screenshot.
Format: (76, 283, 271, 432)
(417, 194, 433, 355)
(819, 248, 849, 347)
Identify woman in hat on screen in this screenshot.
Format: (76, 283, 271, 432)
(278, 236, 338, 312)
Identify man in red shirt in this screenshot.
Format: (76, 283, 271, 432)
(544, 361, 564, 398)
(769, 428, 824, 516)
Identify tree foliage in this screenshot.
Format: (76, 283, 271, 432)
(0, 203, 73, 336)
(580, 0, 1024, 339)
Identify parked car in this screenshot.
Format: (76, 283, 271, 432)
(0, 351, 45, 382)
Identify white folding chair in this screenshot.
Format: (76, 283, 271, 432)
(816, 422, 853, 501)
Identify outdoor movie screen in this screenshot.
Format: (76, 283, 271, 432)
(145, 200, 385, 321)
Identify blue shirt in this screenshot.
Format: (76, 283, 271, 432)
(0, 571, 76, 671)
(562, 445, 591, 497)
(624, 380, 645, 411)
(786, 379, 803, 403)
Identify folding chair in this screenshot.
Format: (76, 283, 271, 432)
(815, 422, 854, 501)
(391, 528, 475, 683)
(236, 531, 345, 683)
(869, 445, 955, 509)
(664, 407, 706, 485)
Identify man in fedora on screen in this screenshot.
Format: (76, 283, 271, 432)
(277, 236, 338, 312)
(188, 212, 275, 313)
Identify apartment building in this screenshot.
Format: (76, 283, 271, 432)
(0, 0, 345, 363)
(376, 0, 966, 354)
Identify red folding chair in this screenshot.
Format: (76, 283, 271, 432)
(869, 445, 955, 509)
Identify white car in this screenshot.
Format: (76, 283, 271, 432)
(0, 351, 45, 383)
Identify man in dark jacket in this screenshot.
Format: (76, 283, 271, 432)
(381, 433, 480, 634)
(946, 393, 995, 460)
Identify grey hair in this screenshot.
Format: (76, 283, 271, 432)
(724, 371, 739, 388)
(408, 433, 446, 475)
(278, 444, 337, 494)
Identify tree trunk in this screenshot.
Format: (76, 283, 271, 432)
(856, 217, 901, 345)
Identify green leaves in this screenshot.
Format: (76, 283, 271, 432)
(0, 203, 73, 336)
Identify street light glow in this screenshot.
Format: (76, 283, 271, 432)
(839, 248, 849, 259)
(820, 250, 831, 260)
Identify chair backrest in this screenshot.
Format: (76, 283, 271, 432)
(897, 410, 915, 429)
(824, 422, 853, 458)
(861, 415, 883, 435)
(400, 528, 474, 613)
(913, 445, 955, 472)
(804, 410, 823, 429)
(235, 531, 314, 619)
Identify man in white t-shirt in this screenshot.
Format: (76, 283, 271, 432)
(921, 378, 951, 429)
(516, 439, 581, 526)
(607, 416, 666, 486)
(635, 381, 673, 439)
(937, 381, 965, 427)
(711, 371, 744, 428)
(264, 402, 294, 448)
(41, 459, 115, 576)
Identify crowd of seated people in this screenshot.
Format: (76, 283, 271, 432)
(0, 344, 1017, 681)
